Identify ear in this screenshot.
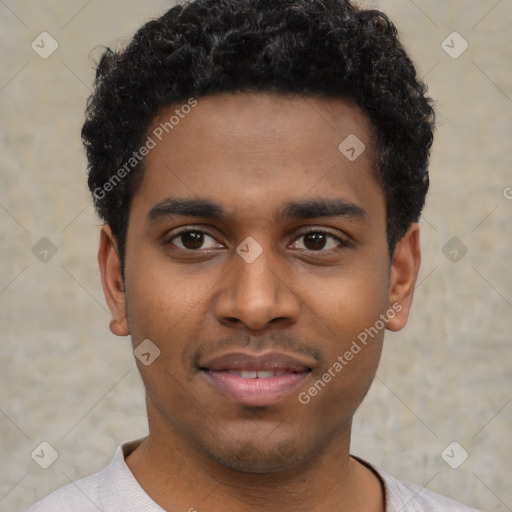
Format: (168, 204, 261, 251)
(386, 223, 421, 332)
(98, 225, 130, 337)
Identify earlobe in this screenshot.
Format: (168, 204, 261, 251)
(109, 318, 130, 337)
(98, 225, 130, 337)
(386, 223, 421, 332)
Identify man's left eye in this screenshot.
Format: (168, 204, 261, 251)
(291, 231, 346, 251)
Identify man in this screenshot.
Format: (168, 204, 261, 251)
(27, 0, 481, 510)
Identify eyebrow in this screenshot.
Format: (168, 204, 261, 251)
(148, 198, 226, 222)
(281, 198, 368, 222)
(147, 197, 368, 223)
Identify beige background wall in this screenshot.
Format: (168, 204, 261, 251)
(1, 1, 511, 510)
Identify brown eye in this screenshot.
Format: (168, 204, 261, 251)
(291, 231, 346, 252)
(303, 232, 328, 250)
(169, 230, 219, 250)
(180, 231, 204, 249)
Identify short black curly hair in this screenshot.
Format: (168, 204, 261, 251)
(82, 0, 435, 272)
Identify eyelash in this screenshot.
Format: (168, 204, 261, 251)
(166, 227, 350, 253)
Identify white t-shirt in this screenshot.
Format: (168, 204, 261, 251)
(26, 439, 482, 512)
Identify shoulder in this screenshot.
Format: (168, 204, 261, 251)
(25, 440, 137, 512)
(25, 439, 162, 512)
(25, 471, 102, 512)
(351, 455, 482, 512)
(380, 469, 483, 512)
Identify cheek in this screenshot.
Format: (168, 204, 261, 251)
(299, 309, 385, 421)
(124, 247, 213, 338)
(306, 258, 390, 334)
(303, 259, 389, 387)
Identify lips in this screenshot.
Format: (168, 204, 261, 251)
(199, 351, 313, 407)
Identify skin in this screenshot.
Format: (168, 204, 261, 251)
(98, 92, 421, 512)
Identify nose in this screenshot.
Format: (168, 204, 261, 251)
(213, 244, 300, 332)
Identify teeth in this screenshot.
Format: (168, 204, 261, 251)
(240, 371, 258, 379)
(233, 370, 287, 379)
(256, 371, 275, 379)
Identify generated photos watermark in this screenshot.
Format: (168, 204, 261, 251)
(93, 97, 198, 200)
(298, 302, 402, 405)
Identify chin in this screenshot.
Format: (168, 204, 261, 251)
(199, 436, 318, 474)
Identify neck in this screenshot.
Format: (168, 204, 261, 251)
(126, 411, 384, 512)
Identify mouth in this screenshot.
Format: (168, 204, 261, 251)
(199, 351, 313, 407)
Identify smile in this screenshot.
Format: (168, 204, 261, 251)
(199, 351, 313, 407)
(229, 370, 288, 378)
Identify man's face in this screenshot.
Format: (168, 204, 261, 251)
(103, 93, 415, 473)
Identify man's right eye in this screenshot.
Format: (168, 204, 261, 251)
(167, 229, 221, 251)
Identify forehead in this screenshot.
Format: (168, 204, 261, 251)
(132, 92, 384, 224)
(148, 92, 373, 161)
